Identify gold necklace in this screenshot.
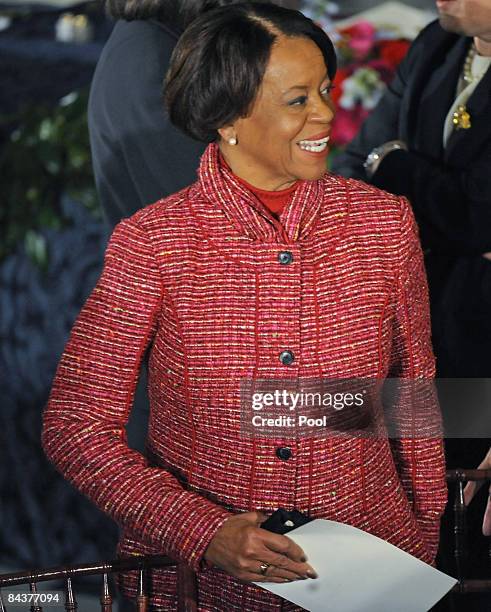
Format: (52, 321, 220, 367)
(452, 42, 479, 131)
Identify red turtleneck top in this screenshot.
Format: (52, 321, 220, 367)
(234, 174, 298, 216)
(220, 153, 298, 216)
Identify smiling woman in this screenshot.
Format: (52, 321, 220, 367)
(42, 3, 448, 610)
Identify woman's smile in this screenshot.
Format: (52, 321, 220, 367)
(297, 131, 331, 155)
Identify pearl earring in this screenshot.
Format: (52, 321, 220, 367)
(228, 137, 238, 146)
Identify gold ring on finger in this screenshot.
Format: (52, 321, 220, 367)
(259, 562, 271, 576)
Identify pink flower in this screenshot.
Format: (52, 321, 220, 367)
(340, 21, 377, 61)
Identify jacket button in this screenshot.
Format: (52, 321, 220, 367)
(278, 251, 293, 265)
(276, 447, 292, 461)
(279, 350, 295, 365)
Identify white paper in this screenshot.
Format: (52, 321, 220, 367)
(335, 2, 436, 41)
(255, 519, 457, 612)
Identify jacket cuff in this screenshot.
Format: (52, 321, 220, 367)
(416, 512, 444, 566)
(142, 491, 232, 573)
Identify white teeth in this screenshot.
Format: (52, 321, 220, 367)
(298, 136, 330, 152)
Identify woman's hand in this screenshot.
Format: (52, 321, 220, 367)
(203, 511, 318, 583)
(463, 447, 491, 535)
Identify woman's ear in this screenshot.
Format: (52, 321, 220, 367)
(217, 125, 238, 146)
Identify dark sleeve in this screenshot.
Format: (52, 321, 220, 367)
(372, 144, 491, 255)
(88, 24, 205, 228)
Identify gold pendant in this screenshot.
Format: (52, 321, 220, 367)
(452, 105, 472, 130)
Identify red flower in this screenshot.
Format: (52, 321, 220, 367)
(377, 39, 411, 69)
(331, 106, 370, 148)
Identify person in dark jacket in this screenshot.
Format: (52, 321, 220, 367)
(89, 1, 272, 449)
(88, 1, 233, 227)
(332, 3, 491, 382)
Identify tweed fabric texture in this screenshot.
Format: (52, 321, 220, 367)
(42, 143, 447, 611)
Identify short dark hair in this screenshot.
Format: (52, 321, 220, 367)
(104, 0, 240, 30)
(164, 3, 337, 143)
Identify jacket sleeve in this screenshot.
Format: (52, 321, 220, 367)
(42, 217, 231, 571)
(372, 145, 491, 255)
(388, 197, 448, 564)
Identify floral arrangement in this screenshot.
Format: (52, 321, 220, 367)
(330, 21, 410, 148)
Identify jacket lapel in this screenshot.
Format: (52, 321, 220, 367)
(411, 36, 468, 158)
(280, 179, 322, 242)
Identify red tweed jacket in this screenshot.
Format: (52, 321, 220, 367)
(42, 143, 447, 611)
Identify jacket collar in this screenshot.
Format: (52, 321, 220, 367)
(196, 143, 323, 244)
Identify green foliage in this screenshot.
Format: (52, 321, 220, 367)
(0, 89, 101, 268)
